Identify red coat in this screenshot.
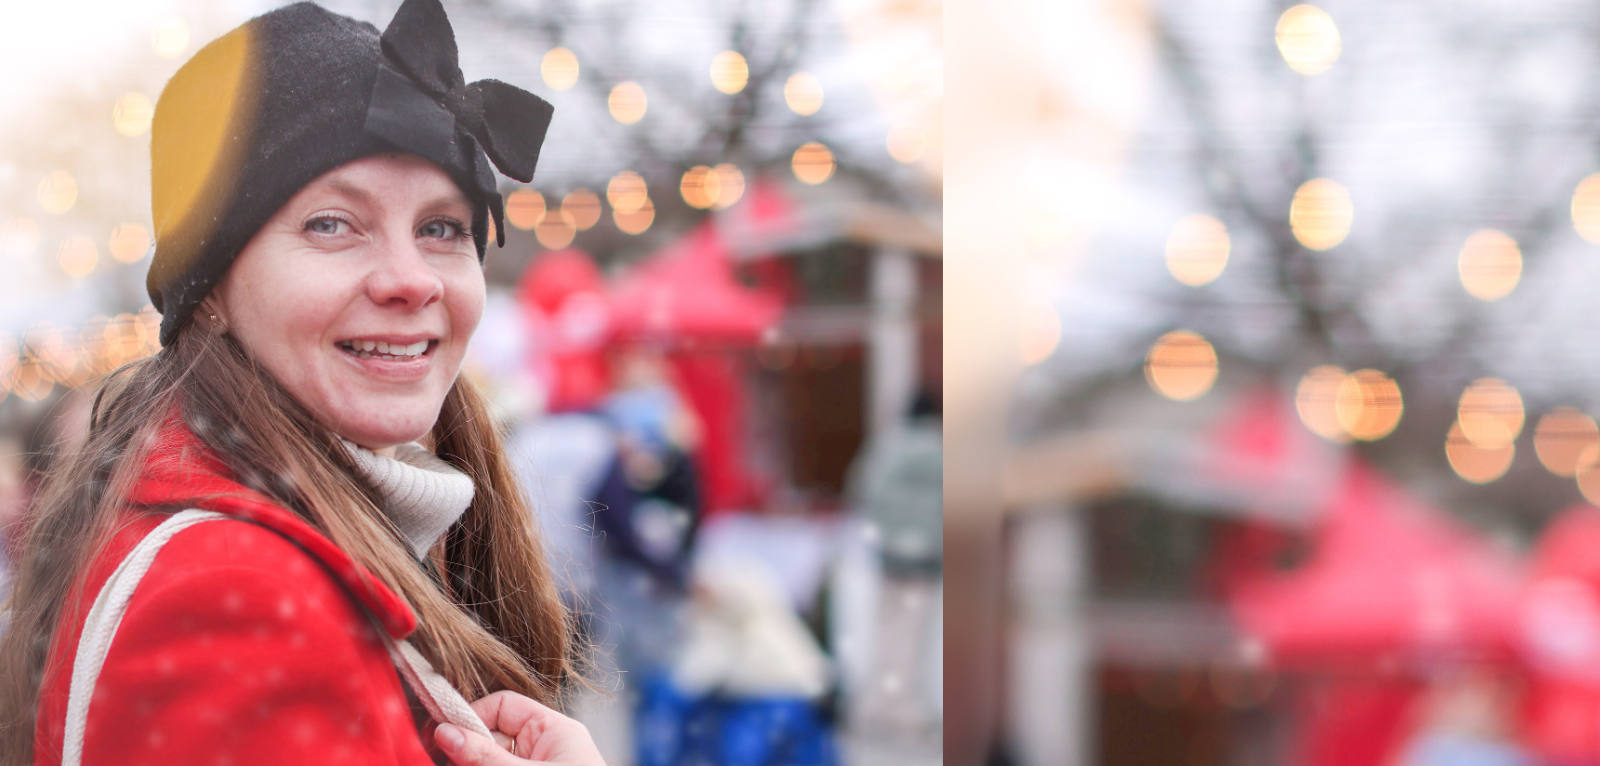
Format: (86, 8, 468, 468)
(34, 422, 435, 764)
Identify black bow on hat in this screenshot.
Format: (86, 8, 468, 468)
(363, 0, 554, 246)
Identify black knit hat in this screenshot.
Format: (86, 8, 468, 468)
(146, 0, 553, 345)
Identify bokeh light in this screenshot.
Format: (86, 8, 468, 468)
(784, 72, 824, 116)
(1165, 214, 1230, 287)
(1573, 174, 1600, 244)
(1457, 378, 1525, 450)
(608, 82, 647, 124)
(1447, 420, 1515, 484)
(1578, 444, 1600, 505)
(38, 171, 78, 215)
(535, 209, 577, 249)
(1335, 369, 1403, 441)
(887, 124, 928, 163)
(614, 196, 654, 235)
(505, 188, 546, 230)
(541, 48, 579, 91)
(1289, 178, 1352, 250)
(0, 332, 15, 402)
(152, 16, 189, 59)
(561, 189, 602, 231)
(1145, 329, 1218, 401)
(112, 93, 154, 137)
(710, 51, 749, 94)
(1, 218, 39, 259)
(1275, 5, 1341, 75)
(712, 164, 745, 209)
(1020, 302, 1061, 366)
(108, 223, 150, 264)
(792, 142, 836, 185)
(1535, 407, 1600, 478)
(57, 236, 97, 278)
(607, 172, 648, 215)
(1458, 229, 1522, 301)
(1296, 365, 1351, 442)
(681, 166, 720, 209)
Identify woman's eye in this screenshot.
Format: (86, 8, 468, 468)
(306, 217, 348, 235)
(419, 220, 462, 239)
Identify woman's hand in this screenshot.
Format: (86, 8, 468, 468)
(434, 690, 607, 766)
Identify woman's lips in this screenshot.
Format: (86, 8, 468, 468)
(335, 338, 437, 381)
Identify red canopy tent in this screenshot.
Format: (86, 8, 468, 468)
(1229, 461, 1522, 667)
(1517, 506, 1600, 764)
(514, 248, 613, 412)
(1226, 460, 1525, 766)
(608, 222, 783, 345)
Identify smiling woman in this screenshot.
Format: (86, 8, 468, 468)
(0, 2, 603, 766)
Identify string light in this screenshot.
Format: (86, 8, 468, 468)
(784, 72, 824, 116)
(152, 16, 189, 59)
(109, 223, 150, 264)
(614, 197, 654, 234)
(1335, 369, 1403, 441)
(1457, 378, 1524, 450)
(607, 171, 648, 214)
(1535, 407, 1600, 478)
(58, 236, 97, 278)
(112, 93, 154, 137)
(1165, 214, 1230, 287)
(1448, 420, 1515, 484)
(792, 142, 836, 185)
(1145, 330, 1218, 401)
(1289, 178, 1352, 250)
(1276, 5, 1340, 75)
(541, 48, 579, 91)
(505, 189, 546, 230)
(608, 82, 647, 124)
(535, 209, 576, 250)
(681, 166, 719, 209)
(562, 189, 602, 231)
(1296, 365, 1350, 442)
(710, 51, 749, 94)
(38, 171, 77, 215)
(1458, 230, 1521, 301)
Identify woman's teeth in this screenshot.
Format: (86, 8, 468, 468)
(340, 340, 429, 360)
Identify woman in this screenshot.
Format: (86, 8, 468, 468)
(0, 2, 603, 764)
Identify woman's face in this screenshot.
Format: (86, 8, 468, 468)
(211, 153, 485, 453)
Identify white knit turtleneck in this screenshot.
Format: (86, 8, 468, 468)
(342, 441, 476, 558)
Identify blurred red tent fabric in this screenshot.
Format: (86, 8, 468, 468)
(1225, 459, 1523, 766)
(609, 221, 783, 345)
(1517, 506, 1600, 764)
(514, 248, 613, 412)
(1229, 460, 1522, 667)
(608, 221, 784, 515)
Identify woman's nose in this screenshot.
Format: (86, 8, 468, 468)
(366, 236, 444, 309)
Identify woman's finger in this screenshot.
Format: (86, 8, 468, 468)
(468, 691, 607, 765)
(470, 689, 565, 738)
(435, 722, 528, 766)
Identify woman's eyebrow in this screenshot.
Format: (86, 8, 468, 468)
(321, 179, 378, 208)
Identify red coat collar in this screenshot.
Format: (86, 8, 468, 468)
(125, 418, 419, 640)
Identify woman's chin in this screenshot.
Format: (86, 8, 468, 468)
(326, 410, 437, 452)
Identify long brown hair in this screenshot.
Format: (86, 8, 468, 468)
(0, 320, 576, 764)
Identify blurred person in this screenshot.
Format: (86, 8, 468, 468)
(0, 2, 608, 765)
(837, 390, 943, 742)
(634, 559, 836, 766)
(1397, 668, 1530, 766)
(589, 345, 704, 702)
